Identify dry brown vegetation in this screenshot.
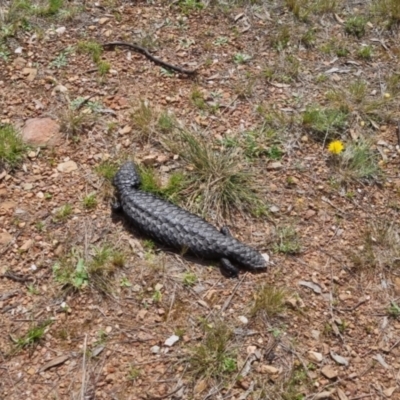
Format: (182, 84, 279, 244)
(1, 0, 400, 399)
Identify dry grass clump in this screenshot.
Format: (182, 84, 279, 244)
(166, 130, 266, 220)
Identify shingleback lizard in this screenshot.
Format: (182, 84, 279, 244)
(113, 162, 267, 277)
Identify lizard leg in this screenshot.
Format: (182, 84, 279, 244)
(112, 200, 123, 212)
(220, 257, 239, 278)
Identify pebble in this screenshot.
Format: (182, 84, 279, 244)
(57, 160, 78, 173)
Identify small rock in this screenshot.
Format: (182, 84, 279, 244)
(157, 155, 169, 164)
(150, 345, 160, 354)
(105, 326, 112, 334)
(311, 330, 320, 340)
(57, 160, 78, 173)
(99, 17, 110, 25)
(22, 67, 37, 81)
(0, 232, 13, 246)
(383, 387, 396, 397)
(267, 161, 283, 170)
(20, 239, 33, 252)
(13, 57, 26, 68)
(55, 26, 66, 35)
(142, 155, 158, 166)
(119, 125, 132, 135)
(308, 351, 323, 363)
(23, 183, 33, 191)
(270, 205, 279, 213)
(321, 365, 338, 379)
(21, 118, 61, 147)
(137, 309, 147, 320)
(28, 151, 36, 158)
(260, 365, 279, 374)
(305, 209, 316, 219)
(164, 335, 179, 347)
(238, 316, 248, 324)
(0, 201, 15, 214)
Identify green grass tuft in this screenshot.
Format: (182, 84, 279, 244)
(0, 124, 28, 168)
(251, 284, 286, 317)
(188, 320, 236, 378)
(167, 130, 266, 220)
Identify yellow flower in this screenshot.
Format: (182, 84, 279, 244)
(328, 140, 344, 155)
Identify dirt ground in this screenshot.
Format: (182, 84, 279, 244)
(1, 1, 400, 399)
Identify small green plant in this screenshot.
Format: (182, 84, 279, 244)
(160, 67, 174, 77)
(190, 87, 206, 109)
(157, 111, 176, 133)
(53, 257, 88, 289)
(282, 365, 310, 400)
(82, 193, 97, 210)
(27, 285, 40, 295)
(77, 40, 103, 63)
(348, 79, 368, 103)
(371, 0, 400, 28)
(338, 140, 381, 181)
(214, 37, 228, 46)
(302, 105, 348, 142)
(36, 0, 64, 17)
(345, 16, 366, 38)
(14, 320, 52, 349)
(53, 245, 124, 293)
(127, 366, 141, 381)
(120, 277, 132, 287)
(357, 45, 373, 59)
(182, 271, 197, 286)
(98, 60, 110, 75)
(60, 98, 96, 137)
(55, 204, 73, 221)
(131, 100, 158, 140)
(95, 161, 119, 181)
(336, 46, 349, 57)
(267, 145, 284, 160)
(301, 28, 316, 48)
(388, 302, 400, 318)
(273, 225, 301, 254)
(0, 124, 28, 168)
(178, 0, 204, 13)
(233, 53, 252, 64)
(251, 284, 286, 317)
(189, 320, 236, 378)
(35, 221, 45, 232)
(50, 47, 73, 68)
(152, 289, 162, 303)
(349, 221, 400, 272)
(143, 239, 156, 252)
(271, 25, 291, 51)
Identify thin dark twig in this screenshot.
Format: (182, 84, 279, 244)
(102, 42, 197, 76)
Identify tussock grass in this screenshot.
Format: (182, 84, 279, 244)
(302, 105, 348, 143)
(77, 40, 103, 63)
(0, 124, 28, 169)
(166, 130, 266, 220)
(371, 0, 400, 28)
(337, 139, 381, 182)
(188, 320, 236, 378)
(14, 320, 52, 350)
(53, 245, 125, 294)
(349, 221, 400, 272)
(251, 284, 286, 318)
(273, 225, 302, 255)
